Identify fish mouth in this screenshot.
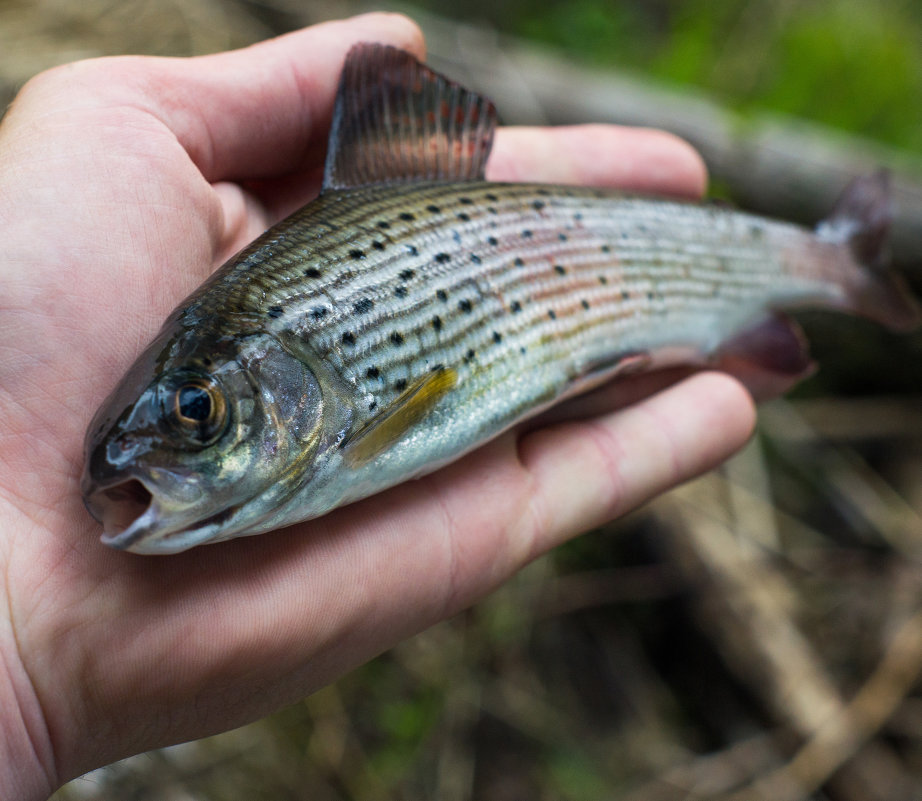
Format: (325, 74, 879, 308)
(95, 479, 154, 539)
(84, 477, 235, 555)
(84, 477, 157, 548)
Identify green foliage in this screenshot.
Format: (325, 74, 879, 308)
(420, 0, 922, 152)
(733, 0, 922, 149)
(544, 747, 613, 800)
(517, 0, 658, 65)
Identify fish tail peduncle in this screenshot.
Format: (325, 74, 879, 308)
(817, 170, 921, 331)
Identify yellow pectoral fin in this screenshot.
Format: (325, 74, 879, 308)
(344, 367, 458, 467)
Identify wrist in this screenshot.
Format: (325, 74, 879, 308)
(0, 588, 57, 801)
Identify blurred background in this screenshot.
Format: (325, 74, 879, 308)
(4, 0, 921, 798)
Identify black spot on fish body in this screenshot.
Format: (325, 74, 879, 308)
(470, 254, 482, 265)
(394, 286, 408, 299)
(399, 268, 415, 281)
(349, 248, 365, 260)
(554, 264, 566, 275)
(267, 305, 283, 319)
(536, 188, 550, 196)
(377, 220, 390, 229)
(599, 276, 608, 285)
(519, 346, 527, 355)
(436, 289, 448, 302)
(581, 299, 590, 310)
(399, 212, 415, 222)
(558, 233, 568, 242)
(457, 212, 471, 222)
(390, 331, 404, 346)
(465, 348, 476, 362)
(458, 298, 473, 313)
(431, 363, 444, 372)
(621, 290, 630, 300)
(372, 240, 385, 251)
(395, 378, 408, 391)
(548, 309, 557, 320)
(435, 252, 451, 264)
(405, 244, 419, 257)
(304, 267, 322, 278)
(342, 331, 356, 346)
(510, 300, 522, 313)
(532, 200, 545, 211)
(574, 212, 583, 222)
(459, 196, 473, 205)
(522, 229, 533, 239)
(452, 230, 462, 244)
(513, 257, 524, 267)
(432, 315, 443, 332)
(485, 193, 498, 202)
(368, 399, 377, 411)
(366, 366, 380, 379)
(353, 298, 374, 315)
(492, 331, 502, 343)
(487, 236, 498, 246)
(486, 206, 497, 215)
(310, 306, 328, 320)
(601, 244, 612, 254)
(426, 204, 441, 213)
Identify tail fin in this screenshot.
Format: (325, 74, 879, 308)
(816, 171, 920, 332)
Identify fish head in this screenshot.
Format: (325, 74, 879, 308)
(82, 323, 332, 554)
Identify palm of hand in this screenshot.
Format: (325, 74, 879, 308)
(0, 15, 756, 795)
(0, 62, 281, 778)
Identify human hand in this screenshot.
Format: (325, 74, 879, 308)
(0, 14, 757, 799)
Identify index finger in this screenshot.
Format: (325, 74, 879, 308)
(488, 124, 708, 199)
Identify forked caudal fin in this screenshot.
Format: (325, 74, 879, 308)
(816, 170, 921, 332)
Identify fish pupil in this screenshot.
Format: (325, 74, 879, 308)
(178, 385, 212, 422)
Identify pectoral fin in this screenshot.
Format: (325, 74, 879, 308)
(344, 367, 458, 467)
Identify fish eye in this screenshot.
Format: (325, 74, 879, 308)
(177, 384, 213, 422)
(166, 376, 228, 445)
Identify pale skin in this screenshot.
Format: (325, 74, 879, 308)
(0, 14, 770, 799)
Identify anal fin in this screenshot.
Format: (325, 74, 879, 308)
(716, 313, 814, 377)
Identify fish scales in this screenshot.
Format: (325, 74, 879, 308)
(82, 43, 919, 553)
(200, 181, 838, 429)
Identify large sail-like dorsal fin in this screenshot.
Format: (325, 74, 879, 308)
(322, 43, 497, 191)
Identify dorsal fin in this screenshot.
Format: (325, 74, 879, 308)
(322, 44, 497, 191)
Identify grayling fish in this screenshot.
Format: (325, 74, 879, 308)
(82, 44, 920, 554)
